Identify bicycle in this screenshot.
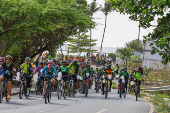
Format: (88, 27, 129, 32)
(19, 74, 32, 99)
(119, 76, 126, 98)
(35, 75, 44, 95)
(103, 75, 112, 99)
(44, 76, 52, 104)
(57, 75, 67, 99)
(68, 74, 75, 97)
(128, 80, 134, 92)
(135, 81, 140, 101)
(77, 75, 83, 94)
(95, 77, 101, 93)
(84, 73, 90, 97)
(0, 70, 16, 103)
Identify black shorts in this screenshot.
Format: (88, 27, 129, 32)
(62, 76, 69, 83)
(71, 75, 77, 82)
(135, 80, 141, 85)
(2, 74, 13, 81)
(44, 77, 53, 81)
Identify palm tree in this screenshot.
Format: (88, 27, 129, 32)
(100, 1, 112, 54)
(89, 0, 100, 54)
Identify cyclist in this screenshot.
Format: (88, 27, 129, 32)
(58, 61, 69, 95)
(134, 67, 143, 97)
(82, 64, 92, 94)
(68, 59, 80, 93)
(34, 62, 44, 87)
(0, 57, 5, 77)
(0, 55, 16, 100)
(19, 57, 33, 96)
(114, 64, 119, 74)
(103, 64, 114, 93)
(95, 68, 103, 90)
(41, 60, 57, 98)
(128, 69, 135, 91)
(119, 67, 129, 93)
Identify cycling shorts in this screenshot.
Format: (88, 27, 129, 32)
(62, 76, 69, 83)
(2, 73, 13, 81)
(135, 80, 141, 85)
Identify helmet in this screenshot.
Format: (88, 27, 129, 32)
(91, 67, 93, 69)
(81, 66, 85, 68)
(86, 64, 90, 68)
(25, 57, 30, 61)
(6, 55, 12, 60)
(39, 62, 44, 65)
(138, 67, 143, 70)
(116, 64, 118, 66)
(44, 61, 48, 65)
(107, 64, 111, 67)
(123, 67, 127, 70)
(72, 59, 78, 64)
(48, 60, 53, 64)
(0, 57, 5, 61)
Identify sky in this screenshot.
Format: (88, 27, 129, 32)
(86, 0, 157, 48)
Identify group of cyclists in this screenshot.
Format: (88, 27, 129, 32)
(0, 54, 144, 103)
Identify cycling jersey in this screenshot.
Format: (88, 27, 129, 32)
(68, 63, 79, 75)
(115, 66, 119, 70)
(41, 66, 57, 77)
(35, 66, 44, 75)
(103, 69, 113, 78)
(82, 68, 92, 77)
(59, 66, 69, 75)
(21, 63, 32, 75)
(0, 64, 3, 76)
(134, 72, 143, 81)
(119, 71, 129, 79)
(129, 73, 135, 81)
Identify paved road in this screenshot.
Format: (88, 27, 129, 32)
(0, 86, 155, 113)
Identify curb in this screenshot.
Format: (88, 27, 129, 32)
(11, 90, 35, 96)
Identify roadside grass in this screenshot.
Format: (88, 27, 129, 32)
(152, 94, 170, 113)
(111, 82, 117, 89)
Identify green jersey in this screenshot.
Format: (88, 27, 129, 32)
(60, 66, 69, 75)
(134, 72, 143, 81)
(21, 63, 32, 75)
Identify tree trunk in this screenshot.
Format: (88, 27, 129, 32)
(100, 14, 107, 54)
(138, 22, 140, 47)
(89, 28, 92, 54)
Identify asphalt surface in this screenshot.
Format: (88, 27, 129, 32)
(0, 86, 155, 113)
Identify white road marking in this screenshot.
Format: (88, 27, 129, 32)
(144, 99, 154, 113)
(96, 109, 107, 113)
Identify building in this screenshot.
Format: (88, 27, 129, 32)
(142, 41, 170, 70)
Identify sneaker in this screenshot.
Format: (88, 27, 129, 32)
(138, 94, 141, 97)
(7, 95, 10, 100)
(108, 89, 111, 92)
(27, 90, 30, 96)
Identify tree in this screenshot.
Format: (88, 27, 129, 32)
(118, 47, 134, 66)
(109, 0, 170, 64)
(100, 1, 112, 54)
(68, 34, 98, 53)
(89, 0, 100, 53)
(0, 0, 94, 67)
(125, 39, 143, 53)
(108, 53, 115, 58)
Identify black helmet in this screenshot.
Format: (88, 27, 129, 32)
(39, 62, 44, 65)
(138, 67, 143, 70)
(44, 61, 48, 65)
(62, 60, 66, 63)
(116, 64, 118, 66)
(123, 67, 127, 70)
(86, 64, 90, 68)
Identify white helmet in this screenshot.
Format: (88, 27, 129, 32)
(48, 60, 53, 64)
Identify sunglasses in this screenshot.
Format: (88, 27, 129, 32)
(6, 59, 10, 60)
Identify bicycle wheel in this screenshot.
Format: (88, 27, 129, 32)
(119, 86, 122, 98)
(68, 83, 71, 97)
(85, 83, 88, 97)
(0, 83, 3, 103)
(72, 84, 75, 97)
(57, 83, 62, 99)
(48, 85, 51, 102)
(135, 86, 138, 101)
(35, 81, 40, 95)
(63, 85, 66, 99)
(45, 84, 48, 104)
(5, 88, 9, 102)
(105, 83, 108, 99)
(19, 82, 24, 99)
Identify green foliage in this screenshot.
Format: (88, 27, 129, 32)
(109, 0, 170, 64)
(108, 53, 115, 58)
(68, 34, 98, 53)
(0, 0, 94, 67)
(125, 39, 143, 53)
(118, 47, 134, 66)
